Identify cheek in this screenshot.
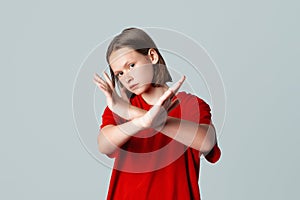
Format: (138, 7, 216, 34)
(118, 77, 126, 86)
(132, 64, 153, 85)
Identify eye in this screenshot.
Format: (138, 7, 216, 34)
(129, 63, 135, 68)
(116, 72, 124, 77)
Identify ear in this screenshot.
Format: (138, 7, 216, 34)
(148, 48, 159, 64)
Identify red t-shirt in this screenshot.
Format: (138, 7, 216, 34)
(100, 91, 221, 200)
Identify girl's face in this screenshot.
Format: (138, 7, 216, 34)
(109, 47, 158, 95)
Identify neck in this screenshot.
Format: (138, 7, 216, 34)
(141, 84, 168, 105)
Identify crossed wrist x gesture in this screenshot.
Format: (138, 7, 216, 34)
(93, 71, 185, 131)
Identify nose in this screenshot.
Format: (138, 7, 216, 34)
(125, 75, 133, 83)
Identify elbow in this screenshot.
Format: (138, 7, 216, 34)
(97, 135, 110, 155)
(200, 139, 215, 154)
(97, 130, 116, 156)
(98, 143, 108, 155)
(98, 140, 115, 156)
(97, 141, 106, 155)
(199, 124, 216, 153)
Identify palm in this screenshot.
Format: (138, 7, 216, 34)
(93, 72, 128, 112)
(139, 76, 186, 129)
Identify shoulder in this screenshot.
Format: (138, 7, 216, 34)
(176, 91, 212, 123)
(176, 91, 209, 107)
(100, 106, 126, 129)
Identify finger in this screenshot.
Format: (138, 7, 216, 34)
(169, 75, 186, 95)
(94, 73, 107, 84)
(159, 76, 185, 104)
(156, 76, 185, 106)
(94, 74, 112, 92)
(161, 97, 171, 109)
(167, 99, 180, 113)
(94, 79, 111, 97)
(93, 77, 110, 91)
(93, 76, 106, 87)
(93, 78, 102, 86)
(93, 79, 107, 91)
(157, 89, 174, 105)
(94, 73, 109, 87)
(94, 73, 102, 81)
(103, 72, 114, 90)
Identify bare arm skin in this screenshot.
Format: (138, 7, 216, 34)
(159, 118, 216, 154)
(98, 118, 143, 155)
(95, 74, 215, 156)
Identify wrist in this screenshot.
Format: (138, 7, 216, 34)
(128, 105, 147, 120)
(131, 117, 146, 131)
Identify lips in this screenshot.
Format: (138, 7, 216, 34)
(129, 83, 138, 90)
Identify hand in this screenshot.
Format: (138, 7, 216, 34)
(136, 76, 186, 130)
(93, 72, 130, 117)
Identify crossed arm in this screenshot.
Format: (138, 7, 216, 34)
(94, 73, 216, 156)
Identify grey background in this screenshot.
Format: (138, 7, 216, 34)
(2, 0, 299, 199)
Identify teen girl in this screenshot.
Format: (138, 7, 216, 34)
(93, 27, 221, 200)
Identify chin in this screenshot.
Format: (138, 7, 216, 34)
(129, 84, 151, 95)
(131, 90, 143, 96)
(130, 87, 146, 95)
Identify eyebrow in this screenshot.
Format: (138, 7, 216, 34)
(113, 61, 132, 74)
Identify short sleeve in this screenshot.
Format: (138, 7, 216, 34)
(179, 93, 212, 125)
(99, 106, 125, 158)
(197, 97, 212, 125)
(195, 97, 221, 163)
(204, 142, 221, 163)
(100, 106, 117, 129)
(178, 92, 221, 164)
(100, 106, 125, 129)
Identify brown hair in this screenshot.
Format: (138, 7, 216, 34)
(106, 27, 172, 98)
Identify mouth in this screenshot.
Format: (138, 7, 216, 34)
(129, 83, 138, 90)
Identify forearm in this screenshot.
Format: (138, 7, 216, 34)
(113, 103, 146, 121)
(127, 104, 147, 120)
(159, 117, 216, 153)
(98, 118, 143, 155)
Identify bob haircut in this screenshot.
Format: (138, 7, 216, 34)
(106, 27, 172, 98)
